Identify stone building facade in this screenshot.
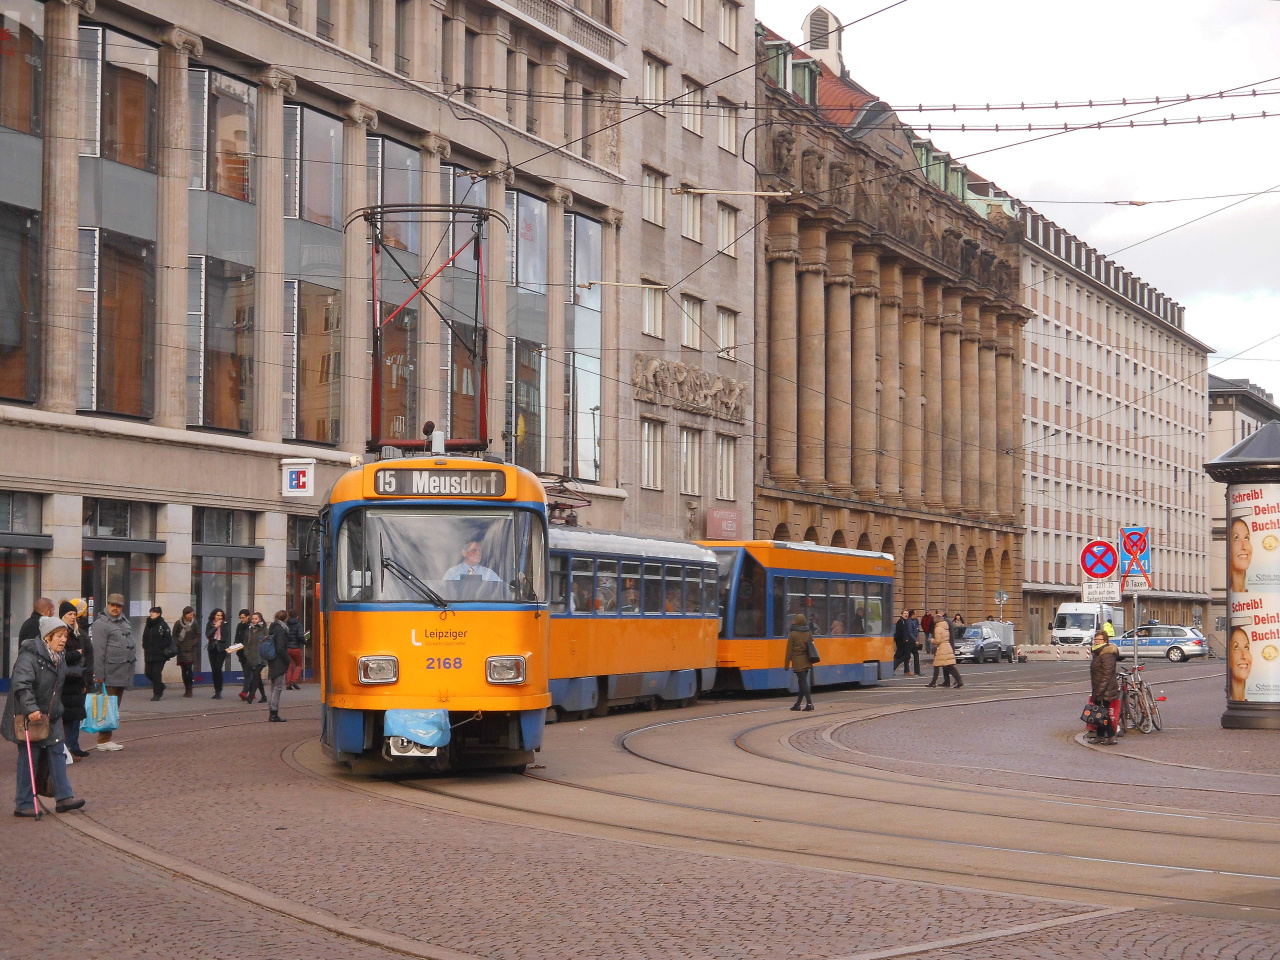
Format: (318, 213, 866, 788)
(752, 11, 1029, 628)
(1207, 375, 1280, 653)
(0, 0, 754, 685)
(1011, 204, 1211, 642)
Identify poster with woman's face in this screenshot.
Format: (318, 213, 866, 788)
(1227, 483, 1280, 702)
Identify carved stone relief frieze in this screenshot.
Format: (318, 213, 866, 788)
(631, 353, 748, 423)
(771, 127, 797, 180)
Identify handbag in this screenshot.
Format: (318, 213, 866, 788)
(81, 685, 120, 734)
(258, 634, 277, 664)
(13, 711, 51, 742)
(1081, 701, 1109, 728)
(805, 639, 821, 664)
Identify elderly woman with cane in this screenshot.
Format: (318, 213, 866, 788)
(2, 616, 86, 817)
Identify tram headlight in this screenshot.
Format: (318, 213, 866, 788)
(357, 655, 399, 684)
(486, 655, 526, 684)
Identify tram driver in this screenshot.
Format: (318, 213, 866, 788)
(444, 539, 503, 582)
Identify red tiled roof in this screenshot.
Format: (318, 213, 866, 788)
(815, 60, 876, 126)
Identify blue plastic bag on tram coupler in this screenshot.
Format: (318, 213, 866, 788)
(383, 708, 451, 747)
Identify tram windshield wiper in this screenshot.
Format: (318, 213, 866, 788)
(379, 537, 449, 608)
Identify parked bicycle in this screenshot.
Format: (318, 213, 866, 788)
(1118, 664, 1162, 734)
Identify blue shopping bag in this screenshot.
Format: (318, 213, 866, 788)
(82, 685, 119, 734)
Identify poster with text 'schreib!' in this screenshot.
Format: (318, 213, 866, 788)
(1227, 483, 1280, 702)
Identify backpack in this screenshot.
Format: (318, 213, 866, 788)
(258, 634, 277, 664)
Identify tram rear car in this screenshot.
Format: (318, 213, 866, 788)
(705, 540, 895, 691)
(548, 529, 719, 716)
(315, 458, 551, 773)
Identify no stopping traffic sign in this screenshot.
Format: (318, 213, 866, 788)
(1080, 539, 1119, 580)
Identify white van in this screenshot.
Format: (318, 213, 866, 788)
(1051, 603, 1125, 646)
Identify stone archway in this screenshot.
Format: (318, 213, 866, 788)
(803, 526, 819, 544)
(830, 530, 846, 549)
(856, 533, 873, 552)
(925, 542, 941, 612)
(903, 540, 922, 612)
(946, 544, 962, 615)
(773, 522, 790, 541)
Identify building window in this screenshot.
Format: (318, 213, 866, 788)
(186, 257, 255, 432)
(642, 56, 666, 107)
(394, 0, 412, 74)
(188, 70, 257, 201)
(285, 105, 343, 230)
(716, 435, 736, 499)
(641, 420, 664, 490)
(681, 190, 702, 242)
(78, 26, 158, 172)
(81, 498, 157, 632)
(717, 99, 738, 153)
(683, 0, 703, 28)
(76, 227, 156, 418)
(680, 427, 701, 495)
(717, 204, 737, 256)
(0, 490, 41, 681)
(367, 135, 421, 252)
(642, 283, 664, 337)
(505, 190, 549, 293)
(0, 203, 40, 403)
(295, 282, 341, 443)
(565, 214, 603, 480)
(642, 167, 666, 225)
(376, 301, 418, 442)
(718, 0, 739, 50)
(680, 295, 702, 348)
(717, 306, 737, 358)
(680, 79, 702, 135)
(282, 280, 298, 439)
(463, 28, 478, 104)
(0, 1, 43, 136)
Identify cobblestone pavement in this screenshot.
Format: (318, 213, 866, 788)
(4, 665, 1276, 960)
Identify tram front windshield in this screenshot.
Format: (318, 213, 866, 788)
(336, 507, 546, 604)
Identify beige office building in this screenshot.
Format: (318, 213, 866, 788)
(0, 0, 755, 686)
(1013, 206, 1212, 642)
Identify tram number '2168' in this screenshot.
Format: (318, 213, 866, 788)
(426, 657, 463, 670)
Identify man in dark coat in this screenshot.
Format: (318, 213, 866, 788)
(284, 611, 306, 690)
(17, 598, 54, 643)
(265, 611, 293, 722)
(893, 611, 912, 676)
(59, 600, 93, 758)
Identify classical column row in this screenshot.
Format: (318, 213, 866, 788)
(763, 217, 1017, 526)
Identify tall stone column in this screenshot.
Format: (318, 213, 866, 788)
(599, 207, 623, 487)
(921, 279, 944, 509)
(484, 165, 513, 457)
(900, 270, 924, 505)
(38, 0, 92, 414)
(564, 77, 585, 150)
(419, 134, 450, 434)
(824, 236, 854, 496)
(960, 297, 982, 516)
(506, 39, 528, 131)
(545, 185, 573, 475)
(878, 259, 902, 503)
(339, 103, 378, 454)
(996, 314, 1017, 523)
(978, 306, 999, 520)
(851, 248, 880, 501)
(766, 212, 800, 485)
(536, 50, 570, 147)
(797, 223, 828, 489)
(252, 67, 296, 443)
(940, 289, 964, 511)
(154, 28, 202, 429)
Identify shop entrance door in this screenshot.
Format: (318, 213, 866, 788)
(83, 551, 131, 624)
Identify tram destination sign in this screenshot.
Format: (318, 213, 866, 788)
(374, 468, 507, 498)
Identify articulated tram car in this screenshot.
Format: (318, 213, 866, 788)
(705, 541, 896, 691)
(547, 529, 719, 716)
(313, 457, 551, 773)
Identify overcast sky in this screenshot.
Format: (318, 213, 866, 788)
(755, 0, 1280, 401)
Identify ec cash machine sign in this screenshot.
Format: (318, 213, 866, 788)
(374, 468, 508, 498)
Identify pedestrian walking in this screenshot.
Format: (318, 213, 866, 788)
(141, 606, 173, 701)
(90, 593, 135, 751)
(58, 600, 92, 759)
(204, 608, 228, 699)
(905, 609, 922, 677)
(926, 617, 963, 688)
(244, 612, 268, 704)
(1089, 629, 1122, 745)
(265, 611, 292, 722)
(3, 616, 85, 815)
(951, 614, 966, 642)
(284, 610, 306, 690)
(18, 598, 54, 643)
(784, 613, 816, 711)
(173, 607, 201, 697)
(234, 609, 252, 701)
(893, 610, 913, 676)
(919, 611, 935, 654)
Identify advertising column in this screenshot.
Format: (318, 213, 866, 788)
(1226, 483, 1280, 708)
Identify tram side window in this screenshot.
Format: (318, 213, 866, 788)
(683, 566, 700, 615)
(336, 510, 371, 602)
(787, 577, 807, 625)
(829, 581, 848, 636)
(597, 559, 619, 613)
(620, 561, 641, 612)
(549, 554, 568, 614)
(571, 557, 594, 614)
(643, 563, 664, 614)
(865, 583, 885, 635)
(848, 581, 867, 635)
(732, 554, 766, 637)
(772, 575, 786, 637)
(703, 565, 717, 615)
(808, 578, 828, 635)
(665, 564, 683, 613)
(513, 509, 547, 602)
